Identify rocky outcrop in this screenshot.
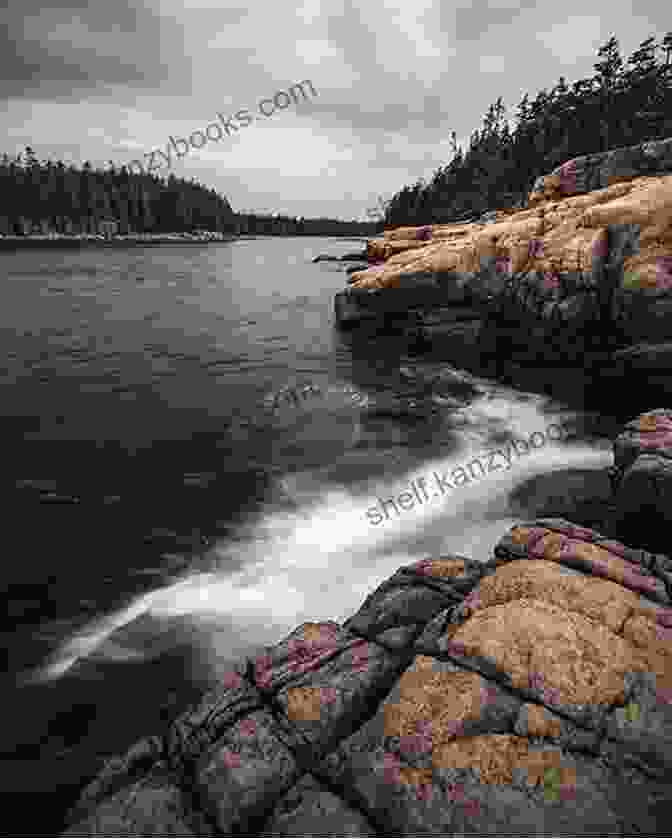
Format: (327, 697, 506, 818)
(349, 166, 672, 297)
(335, 139, 672, 383)
(608, 409, 672, 557)
(312, 250, 367, 263)
(528, 137, 672, 204)
(62, 411, 672, 836)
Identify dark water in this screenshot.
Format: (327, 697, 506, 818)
(0, 238, 623, 834)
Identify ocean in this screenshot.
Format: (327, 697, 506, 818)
(0, 237, 623, 833)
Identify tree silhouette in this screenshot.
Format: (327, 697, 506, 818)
(384, 30, 672, 227)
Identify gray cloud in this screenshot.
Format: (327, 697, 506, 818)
(0, 0, 669, 219)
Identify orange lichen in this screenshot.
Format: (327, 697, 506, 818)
(414, 558, 466, 578)
(639, 415, 659, 432)
(449, 598, 637, 705)
(285, 687, 324, 721)
(433, 734, 576, 788)
(472, 559, 641, 633)
(351, 174, 672, 293)
(522, 703, 563, 738)
(384, 664, 488, 745)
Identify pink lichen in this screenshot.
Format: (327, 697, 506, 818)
(447, 784, 481, 815)
(221, 671, 243, 690)
(529, 239, 545, 259)
(444, 639, 467, 656)
(529, 672, 561, 705)
(382, 751, 401, 783)
(598, 539, 629, 560)
(657, 256, 672, 289)
(558, 160, 577, 194)
(445, 719, 465, 737)
(238, 718, 257, 738)
(592, 232, 609, 259)
(350, 640, 373, 673)
(524, 527, 554, 554)
(320, 686, 339, 703)
(656, 687, 672, 705)
(495, 256, 513, 275)
(656, 624, 672, 642)
(542, 271, 561, 291)
(413, 558, 435, 576)
(463, 589, 482, 610)
(562, 524, 599, 542)
(461, 797, 482, 816)
(656, 609, 672, 628)
(559, 785, 577, 801)
(415, 782, 435, 801)
(447, 783, 466, 801)
(634, 431, 672, 448)
(622, 567, 659, 594)
(254, 654, 274, 689)
(220, 749, 242, 769)
(480, 684, 499, 705)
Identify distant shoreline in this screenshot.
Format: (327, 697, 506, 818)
(0, 235, 235, 250)
(0, 233, 372, 249)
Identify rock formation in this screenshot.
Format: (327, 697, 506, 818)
(62, 410, 672, 836)
(349, 138, 672, 296)
(334, 137, 672, 404)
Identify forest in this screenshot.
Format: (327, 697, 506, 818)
(0, 150, 378, 238)
(4, 33, 670, 239)
(383, 33, 672, 226)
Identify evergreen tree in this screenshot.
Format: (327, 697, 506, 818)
(384, 29, 672, 227)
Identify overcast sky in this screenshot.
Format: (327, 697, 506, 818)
(0, 0, 668, 221)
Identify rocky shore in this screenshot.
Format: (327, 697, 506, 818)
(61, 409, 672, 836)
(333, 137, 672, 408)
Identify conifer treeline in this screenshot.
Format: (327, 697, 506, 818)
(236, 212, 378, 237)
(0, 150, 380, 238)
(0, 151, 236, 235)
(384, 33, 672, 227)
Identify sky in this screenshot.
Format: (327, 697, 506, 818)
(0, 0, 669, 221)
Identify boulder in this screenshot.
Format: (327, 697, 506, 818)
(528, 138, 672, 204)
(62, 514, 672, 836)
(339, 139, 672, 361)
(609, 409, 672, 556)
(61, 409, 672, 836)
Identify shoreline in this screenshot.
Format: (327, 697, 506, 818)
(0, 233, 375, 250)
(61, 406, 672, 835)
(0, 235, 236, 250)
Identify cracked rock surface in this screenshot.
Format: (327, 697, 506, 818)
(63, 506, 672, 835)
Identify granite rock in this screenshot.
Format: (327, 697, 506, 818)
(62, 414, 672, 836)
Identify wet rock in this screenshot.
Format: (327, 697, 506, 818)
(64, 766, 216, 836)
(249, 621, 413, 762)
(194, 708, 301, 835)
(610, 410, 672, 556)
(165, 664, 264, 768)
(507, 468, 615, 531)
(313, 251, 366, 263)
(64, 735, 165, 826)
(61, 428, 672, 837)
(345, 262, 369, 275)
(258, 773, 377, 836)
(342, 568, 463, 649)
